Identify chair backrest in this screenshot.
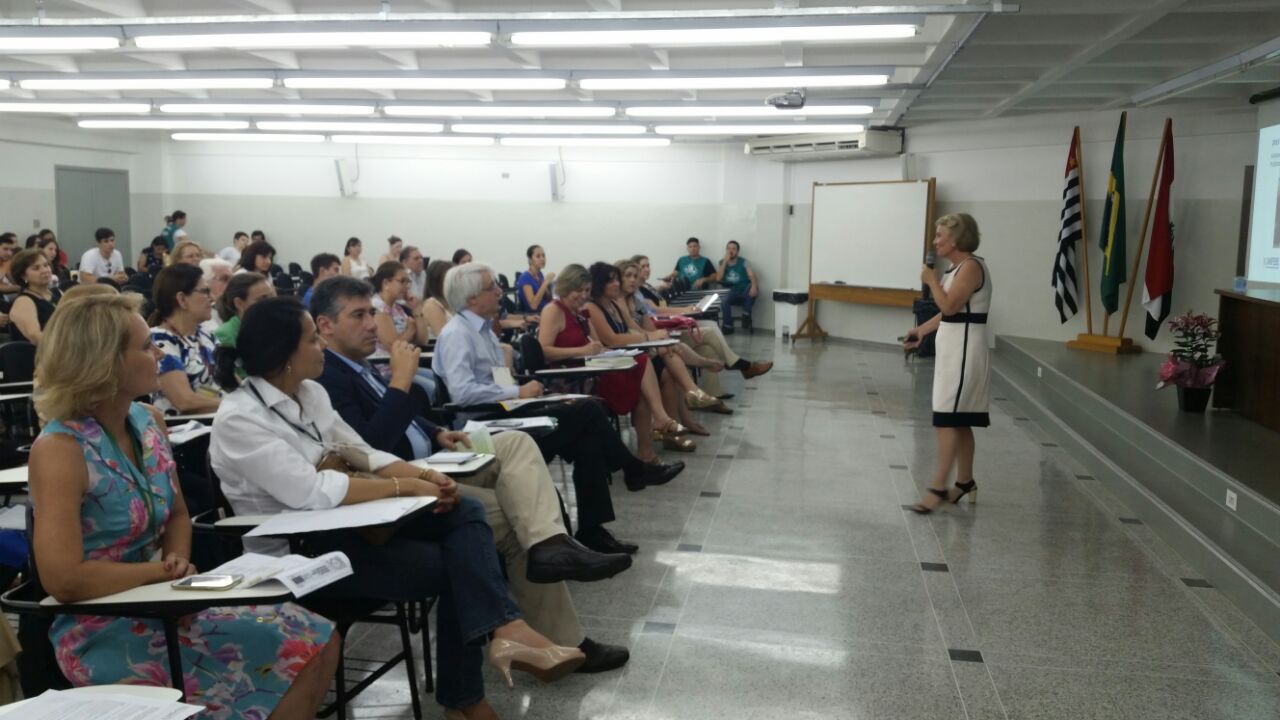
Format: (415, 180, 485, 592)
(518, 332, 546, 373)
(497, 273, 511, 291)
(297, 271, 315, 292)
(274, 273, 296, 293)
(288, 262, 303, 275)
(0, 341, 37, 382)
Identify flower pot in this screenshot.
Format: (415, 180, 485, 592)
(1177, 386, 1212, 413)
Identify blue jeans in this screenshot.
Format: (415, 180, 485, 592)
(304, 496, 520, 710)
(721, 288, 755, 328)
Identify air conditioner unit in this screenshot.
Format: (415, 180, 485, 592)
(744, 129, 902, 162)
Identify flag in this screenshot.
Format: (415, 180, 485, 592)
(1098, 112, 1127, 315)
(1143, 122, 1175, 339)
(1052, 129, 1083, 323)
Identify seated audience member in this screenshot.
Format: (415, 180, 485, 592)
(161, 210, 187, 251)
(218, 231, 249, 265)
(137, 235, 167, 276)
(79, 227, 129, 285)
(415, 259, 456, 339)
(615, 259, 730, 430)
(38, 235, 71, 289)
(585, 261, 724, 427)
(312, 277, 633, 673)
(212, 272, 275, 349)
(341, 237, 371, 280)
(235, 239, 276, 277)
(380, 235, 403, 266)
(303, 252, 342, 309)
(251, 229, 266, 244)
(7, 248, 62, 345)
(665, 237, 715, 289)
(540, 264, 690, 457)
(170, 240, 205, 267)
(370, 261, 437, 401)
(633, 254, 771, 395)
(0, 233, 19, 301)
(211, 298, 585, 716)
(29, 292, 339, 716)
(38, 228, 67, 266)
(516, 245, 554, 314)
(401, 245, 427, 307)
(148, 265, 222, 415)
(714, 240, 759, 332)
(452, 248, 472, 265)
(437, 262, 683, 554)
(198, 258, 233, 334)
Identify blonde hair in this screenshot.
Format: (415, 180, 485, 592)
(614, 258, 639, 277)
(555, 264, 589, 297)
(60, 283, 119, 302)
(170, 240, 205, 265)
(936, 213, 981, 252)
(34, 293, 143, 421)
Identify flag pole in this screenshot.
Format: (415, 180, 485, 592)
(1118, 118, 1171, 340)
(1074, 126, 1095, 336)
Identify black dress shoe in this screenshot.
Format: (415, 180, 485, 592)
(575, 526, 639, 555)
(575, 637, 630, 674)
(526, 534, 632, 584)
(642, 461, 684, 487)
(717, 393, 736, 400)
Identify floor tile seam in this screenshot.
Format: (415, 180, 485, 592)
(981, 656, 1280, 686)
(1179, 583, 1280, 676)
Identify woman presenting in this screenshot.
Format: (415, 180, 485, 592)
(904, 213, 992, 514)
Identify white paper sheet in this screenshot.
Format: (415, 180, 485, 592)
(425, 451, 478, 464)
(4, 690, 203, 720)
(0, 504, 25, 530)
(244, 497, 436, 538)
(207, 551, 353, 597)
(497, 393, 592, 412)
(167, 422, 211, 447)
(466, 416, 557, 434)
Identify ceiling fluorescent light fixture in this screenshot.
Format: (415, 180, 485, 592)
(256, 121, 444, 133)
(625, 104, 874, 118)
(171, 133, 325, 143)
(655, 123, 866, 135)
(159, 103, 375, 116)
(284, 77, 566, 91)
(385, 105, 615, 118)
(500, 137, 671, 147)
(80, 119, 250, 130)
(511, 24, 915, 47)
(580, 74, 888, 91)
(452, 123, 646, 135)
(331, 135, 495, 146)
(0, 102, 150, 114)
(20, 77, 275, 91)
(0, 36, 120, 52)
(135, 31, 491, 51)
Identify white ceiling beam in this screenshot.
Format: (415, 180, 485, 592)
(243, 50, 300, 69)
(893, 5, 986, 125)
(60, 0, 147, 17)
(121, 52, 187, 71)
(982, 0, 1191, 118)
(233, 0, 298, 13)
(634, 46, 670, 71)
(1126, 33, 1280, 105)
(419, 0, 456, 10)
(375, 50, 420, 70)
(11, 55, 81, 73)
(585, 0, 623, 10)
(494, 46, 543, 70)
(782, 42, 804, 68)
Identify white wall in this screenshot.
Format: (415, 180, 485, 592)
(0, 115, 163, 260)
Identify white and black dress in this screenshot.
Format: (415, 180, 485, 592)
(932, 256, 992, 428)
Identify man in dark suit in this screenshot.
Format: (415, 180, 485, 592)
(311, 276, 631, 674)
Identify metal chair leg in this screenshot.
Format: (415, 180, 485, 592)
(396, 603, 424, 720)
(161, 617, 186, 701)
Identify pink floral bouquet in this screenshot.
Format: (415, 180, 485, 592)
(1156, 311, 1224, 390)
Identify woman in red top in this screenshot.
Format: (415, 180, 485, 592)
(539, 263, 689, 460)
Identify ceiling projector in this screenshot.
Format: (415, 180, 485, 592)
(766, 89, 806, 109)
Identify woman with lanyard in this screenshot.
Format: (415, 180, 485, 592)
(516, 244, 555, 314)
(27, 291, 341, 717)
(209, 297, 585, 719)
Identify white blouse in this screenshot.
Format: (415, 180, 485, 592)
(209, 376, 400, 553)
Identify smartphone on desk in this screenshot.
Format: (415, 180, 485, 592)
(172, 574, 243, 591)
(488, 419, 524, 428)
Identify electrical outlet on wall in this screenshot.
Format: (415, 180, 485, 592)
(1036, 366, 1043, 378)
(32, 219, 40, 228)
(1225, 490, 1237, 511)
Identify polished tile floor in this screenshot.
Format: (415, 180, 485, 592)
(345, 335, 1280, 719)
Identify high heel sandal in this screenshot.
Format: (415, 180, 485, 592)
(682, 421, 711, 437)
(488, 638, 585, 689)
(685, 389, 730, 412)
(952, 479, 977, 504)
(910, 488, 949, 515)
(657, 419, 697, 452)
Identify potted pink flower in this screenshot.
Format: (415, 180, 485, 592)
(1156, 311, 1225, 412)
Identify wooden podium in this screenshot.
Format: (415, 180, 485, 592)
(1213, 289, 1280, 432)
(1067, 333, 1142, 354)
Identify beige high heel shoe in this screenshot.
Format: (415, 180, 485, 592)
(488, 638, 585, 689)
(686, 389, 732, 414)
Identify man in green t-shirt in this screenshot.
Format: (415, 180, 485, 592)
(714, 240, 758, 332)
(666, 237, 716, 289)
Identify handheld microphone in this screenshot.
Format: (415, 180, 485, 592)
(925, 251, 937, 269)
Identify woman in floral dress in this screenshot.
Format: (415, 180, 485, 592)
(28, 291, 340, 719)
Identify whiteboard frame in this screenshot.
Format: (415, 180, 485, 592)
(806, 178, 936, 296)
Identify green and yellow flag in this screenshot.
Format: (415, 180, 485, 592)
(1098, 112, 1127, 315)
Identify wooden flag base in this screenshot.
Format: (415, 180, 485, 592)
(1067, 333, 1142, 354)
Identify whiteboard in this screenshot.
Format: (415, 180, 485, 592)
(809, 179, 934, 291)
